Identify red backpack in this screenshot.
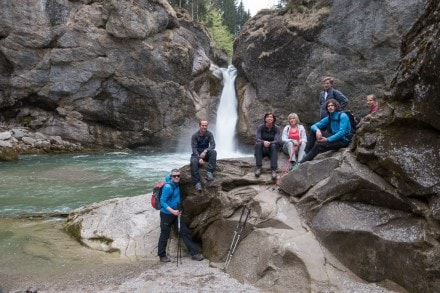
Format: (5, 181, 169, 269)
(150, 182, 174, 210)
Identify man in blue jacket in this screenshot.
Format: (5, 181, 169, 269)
(299, 99, 352, 163)
(157, 168, 204, 263)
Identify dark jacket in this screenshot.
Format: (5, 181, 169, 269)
(191, 130, 216, 156)
(319, 88, 349, 118)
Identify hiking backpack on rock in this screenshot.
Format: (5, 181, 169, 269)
(151, 182, 173, 210)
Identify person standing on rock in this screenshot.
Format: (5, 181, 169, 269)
(318, 77, 349, 119)
(157, 168, 204, 263)
(299, 99, 352, 163)
(254, 112, 281, 180)
(281, 113, 307, 171)
(190, 120, 217, 192)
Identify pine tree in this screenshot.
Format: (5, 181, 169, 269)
(202, 4, 234, 57)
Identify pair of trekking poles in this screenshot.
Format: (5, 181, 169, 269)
(223, 205, 252, 272)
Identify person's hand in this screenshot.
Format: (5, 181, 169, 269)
(199, 151, 206, 159)
(263, 141, 270, 147)
(318, 137, 328, 142)
(198, 158, 204, 165)
(316, 129, 322, 140)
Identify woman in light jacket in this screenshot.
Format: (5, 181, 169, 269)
(281, 113, 307, 170)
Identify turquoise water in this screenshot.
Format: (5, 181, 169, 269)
(0, 152, 189, 216)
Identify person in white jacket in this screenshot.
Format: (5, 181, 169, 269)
(281, 113, 307, 170)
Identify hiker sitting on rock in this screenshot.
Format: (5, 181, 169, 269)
(281, 113, 307, 171)
(190, 120, 217, 192)
(299, 99, 352, 163)
(254, 112, 281, 180)
(157, 168, 204, 263)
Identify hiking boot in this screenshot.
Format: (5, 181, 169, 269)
(254, 167, 262, 177)
(191, 253, 204, 261)
(195, 182, 202, 192)
(205, 171, 214, 181)
(160, 256, 171, 263)
(271, 170, 277, 181)
(288, 162, 299, 171)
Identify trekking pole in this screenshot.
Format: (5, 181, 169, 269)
(223, 205, 251, 272)
(177, 203, 182, 267)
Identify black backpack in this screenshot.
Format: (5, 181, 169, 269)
(330, 110, 360, 137)
(150, 182, 175, 210)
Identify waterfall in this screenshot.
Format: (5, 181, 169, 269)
(215, 65, 238, 158)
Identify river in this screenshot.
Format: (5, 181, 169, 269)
(0, 152, 199, 291)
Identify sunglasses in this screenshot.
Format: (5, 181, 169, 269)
(172, 175, 181, 178)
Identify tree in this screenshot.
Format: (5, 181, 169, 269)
(202, 4, 234, 57)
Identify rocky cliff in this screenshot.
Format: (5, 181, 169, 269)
(233, 0, 426, 142)
(0, 0, 227, 153)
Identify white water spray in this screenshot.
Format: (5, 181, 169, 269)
(215, 65, 238, 158)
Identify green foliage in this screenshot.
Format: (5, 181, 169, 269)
(202, 4, 234, 57)
(168, 0, 251, 57)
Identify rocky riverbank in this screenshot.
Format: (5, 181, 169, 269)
(0, 125, 83, 161)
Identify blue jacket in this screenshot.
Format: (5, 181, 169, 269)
(311, 111, 351, 143)
(159, 175, 180, 214)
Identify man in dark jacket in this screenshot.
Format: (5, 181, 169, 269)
(319, 77, 349, 119)
(190, 120, 217, 191)
(157, 168, 204, 263)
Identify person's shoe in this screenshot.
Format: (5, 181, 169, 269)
(191, 253, 204, 261)
(271, 170, 277, 180)
(289, 162, 299, 171)
(195, 182, 202, 192)
(205, 171, 214, 181)
(160, 256, 171, 263)
(254, 167, 262, 177)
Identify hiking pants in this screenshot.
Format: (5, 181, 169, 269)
(300, 138, 349, 163)
(254, 142, 278, 170)
(282, 141, 306, 163)
(157, 212, 200, 257)
(190, 150, 217, 184)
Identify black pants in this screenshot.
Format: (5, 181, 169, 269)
(300, 133, 349, 163)
(190, 150, 217, 184)
(157, 212, 200, 257)
(254, 142, 278, 170)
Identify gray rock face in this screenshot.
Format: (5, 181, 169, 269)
(232, 0, 426, 142)
(0, 0, 227, 150)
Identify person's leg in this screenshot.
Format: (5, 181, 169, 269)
(269, 143, 278, 170)
(190, 154, 200, 185)
(254, 142, 264, 167)
(205, 150, 217, 173)
(300, 140, 348, 163)
(158, 212, 175, 257)
(304, 131, 316, 154)
(296, 142, 306, 162)
(283, 141, 294, 161)
(175, 217, 200, 256)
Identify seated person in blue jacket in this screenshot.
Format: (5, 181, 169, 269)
(190, 120, 217, 192)
(254, 112, 281, 180)
(157, 168, 204, 263)
(299, 99, 352, 163)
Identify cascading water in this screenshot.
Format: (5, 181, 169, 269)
(215, 65, 238, 158)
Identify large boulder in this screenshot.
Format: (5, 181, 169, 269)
(65, 152, 438, 292)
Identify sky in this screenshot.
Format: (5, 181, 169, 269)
(241, 0, 278, 16)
